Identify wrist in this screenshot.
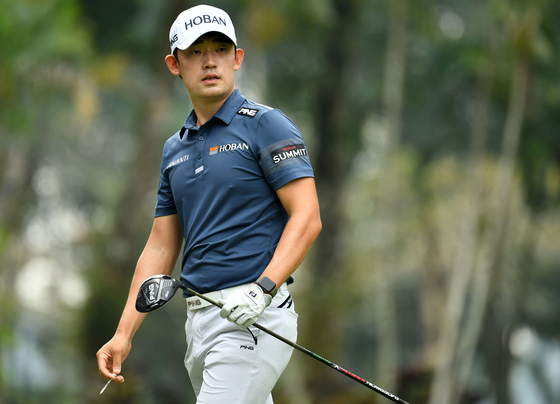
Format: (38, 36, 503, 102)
(255, 276, 278, 297)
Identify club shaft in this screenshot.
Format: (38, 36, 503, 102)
(184, 286, 410, 404)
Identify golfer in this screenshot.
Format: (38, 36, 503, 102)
(96, 4, 322, 404)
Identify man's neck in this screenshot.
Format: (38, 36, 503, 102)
(191, 88, 235, 127)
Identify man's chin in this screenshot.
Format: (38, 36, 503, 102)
(197, 86, 234, 101)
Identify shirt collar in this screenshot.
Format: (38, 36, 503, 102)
(179, 89, 246, 139)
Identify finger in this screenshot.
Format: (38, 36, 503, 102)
(96, 350, 115, 380)
(219, 301, 235, 318)
(112, 355, 122, 379)
(241, 319, 255, 328)
(235, 313, 254, 327)
(112, 373, 125, 383)
(229, 307, 248, 322)
(220, 306, 230, 319)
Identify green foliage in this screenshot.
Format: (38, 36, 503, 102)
(0, 0, 93, 135)
(2, 0, 560, 403)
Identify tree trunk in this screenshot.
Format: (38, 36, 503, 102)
(300, 1, 368, 401)
(427, 46, 494, 404)
(372, 0, 408, 400)
(428, 55, 529, 404)
(456, 56, 529, 401)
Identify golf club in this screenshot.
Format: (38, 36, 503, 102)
(136, 275, 411, 404)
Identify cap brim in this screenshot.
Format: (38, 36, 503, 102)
(175, 28, 237, 52)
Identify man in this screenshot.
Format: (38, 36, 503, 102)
(96, 4, 321, 404)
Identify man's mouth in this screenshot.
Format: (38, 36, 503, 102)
(202, 74, 219, 82)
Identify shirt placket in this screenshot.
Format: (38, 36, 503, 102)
(194, 125, 207, 176)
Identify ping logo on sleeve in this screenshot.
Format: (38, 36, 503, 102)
(237, 107, 259, 117)
(270, 144, 307, 164)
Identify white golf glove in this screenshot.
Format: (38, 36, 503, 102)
(219, 283, 273, 327)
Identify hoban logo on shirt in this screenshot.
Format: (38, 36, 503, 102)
(209, 142, 249, 155)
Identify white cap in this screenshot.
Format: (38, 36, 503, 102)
(169, 5, 237, 54)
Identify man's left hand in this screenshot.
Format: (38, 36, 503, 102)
(219, 284, 272, 327)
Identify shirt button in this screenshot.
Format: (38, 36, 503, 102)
(197, 154, 202, 160)
(199, 136, 203, 141)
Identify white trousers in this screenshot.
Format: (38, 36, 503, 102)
(184, 288, 297, 404)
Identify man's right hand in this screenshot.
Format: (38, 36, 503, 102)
(96, 334, 131, 383)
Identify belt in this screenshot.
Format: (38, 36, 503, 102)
(186, 282, 288, 311)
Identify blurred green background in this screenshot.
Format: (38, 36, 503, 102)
(1, 0, 560, 403)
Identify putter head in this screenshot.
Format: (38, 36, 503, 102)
(135, 275, 184, 313)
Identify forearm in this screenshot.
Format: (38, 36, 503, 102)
(113, 215, 183, 340)
(261, 204, 322, 288)
(115, 243, 179, 339)
(220, 208, 320, 328)
(218, 178, 321, 328)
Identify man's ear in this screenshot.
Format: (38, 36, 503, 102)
(234, 48, 244, 71)
(165, 54, 181, 76)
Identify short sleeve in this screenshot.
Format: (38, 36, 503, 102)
(255, 109, 314, 190)
(154, 143, 178, 218)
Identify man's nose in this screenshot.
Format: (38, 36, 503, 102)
(204, 52, 217, 69)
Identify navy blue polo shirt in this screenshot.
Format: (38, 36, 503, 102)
(155, 89, 314, 295)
